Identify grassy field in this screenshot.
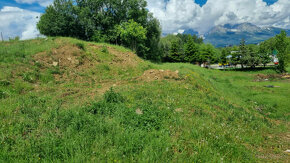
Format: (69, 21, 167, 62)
(0, 37, 289, 162)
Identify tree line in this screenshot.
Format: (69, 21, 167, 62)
(159, 34, 218, 66)
(219, 31, 289, 72)
(37, 0, 289, 72)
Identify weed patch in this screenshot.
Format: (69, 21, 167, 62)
(75, 42, 85, 50)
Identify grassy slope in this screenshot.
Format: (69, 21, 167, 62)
(0, 37, 289, 162)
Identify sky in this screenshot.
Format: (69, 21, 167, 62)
(0, 0, 289, 40)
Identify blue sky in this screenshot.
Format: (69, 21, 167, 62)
(0, 0, 45, 12)
(0, 0, 280, 13)
(0, 0, 288, 40)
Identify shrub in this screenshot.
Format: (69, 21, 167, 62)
(75, 42, 85, 51)
(101, 46, 109, 54)
(104, 87, 124, 103)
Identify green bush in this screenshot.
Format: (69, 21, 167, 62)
(75, 42, 85, 51)
(104, 88, 124, 103)
(101, 46, 109, 54)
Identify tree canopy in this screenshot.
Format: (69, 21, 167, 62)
(37, 0, 161, 61)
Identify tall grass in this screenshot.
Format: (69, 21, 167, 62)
(0, 37, 288, 162)
(0, 38, 59, 63)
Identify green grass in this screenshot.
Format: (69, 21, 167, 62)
(0, 37, 289, 162)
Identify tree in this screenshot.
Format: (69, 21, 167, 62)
(275, 30, 289, 73)
(184, 36, 199, 63)
(239, 38, 247, 68)
(220, 48, 230, 66)
(258, 42, 272, 67)
(244, 46, 261, 68)
(118, 20, 147, 54)
(198, 44, 215, 67)
(37, 0, 79, 38)
(37, 0, 162, 60)
(168, 41, 182, 62)
(159, 35, 182, 62)
(144, 13, 162, 61)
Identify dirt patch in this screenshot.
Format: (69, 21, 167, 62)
(254, 73, 290, 82)
(34, 45, 91, 70)
(33, 45, 97, 83)
(138, 69, 180, 81)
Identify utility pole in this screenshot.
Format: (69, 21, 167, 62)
(1, 32, 3, 41)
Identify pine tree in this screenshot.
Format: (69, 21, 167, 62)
(184, 37, 199, 63)
(168, 41, 182, 62)
(239, 38, 247, 68)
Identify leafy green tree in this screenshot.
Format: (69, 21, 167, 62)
(220, 48, 230, 65)
(244, 46, 261, 68)
(37, 0, 161, 61)
(159, 35, 182, 62)
(184, 37, 199, 63)
(258, 42, 272, 67)
(198, 44, 215, 67)
(275, 30, 289, 73)
(144, 14, 162, 61)
(118, 20, 147, 54)
(37, 0, 78, 38)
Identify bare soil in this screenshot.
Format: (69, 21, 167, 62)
(254, 73, 290, 82)
(138, 69, 180, 81)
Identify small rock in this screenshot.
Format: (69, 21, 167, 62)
(136, 108, 143, 115)
(284, 149, 290, 153)
(264, 79, 269, 81)
(52, 62, 58, 67)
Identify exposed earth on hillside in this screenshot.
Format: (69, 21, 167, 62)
(0, 37, 289, 162)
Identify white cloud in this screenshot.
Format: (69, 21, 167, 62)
(147, 0, 290, 34)
(0, 6, 41, 40)
(1, 0, 289, 41)
(15, 0, 53, 7)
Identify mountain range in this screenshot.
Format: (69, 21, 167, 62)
(183, 23, 290, 47)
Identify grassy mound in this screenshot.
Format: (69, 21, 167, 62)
(0, 37, 289, 162)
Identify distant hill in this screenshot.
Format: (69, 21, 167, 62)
(201, 23, 290, 47)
